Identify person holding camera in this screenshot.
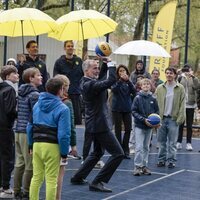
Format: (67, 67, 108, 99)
(176, 64, 200, 151)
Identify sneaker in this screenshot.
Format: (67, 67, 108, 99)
(133, 167, 142, 176)
(157, 162, 165, 167)
(186, 143, 193, 151)
(176, 142, 182, 150)
(168, 162, 175, 168)
(129, 148, 135, 155)
(0, 188, 14, 198)
(0, 188, 3, 193)
(142, 166, 151, 175)
(68, 150, 82, 160)
(95, 160, 105, 168)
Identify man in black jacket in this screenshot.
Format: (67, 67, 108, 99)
(71, 59, 124, 193)
(0, 65, 18, 198)
(18, 40, 48, 92)
(53, 40, 83, 125)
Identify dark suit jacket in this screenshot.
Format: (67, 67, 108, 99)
(80, 66, 116, 133)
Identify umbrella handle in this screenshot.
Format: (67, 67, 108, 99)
(21, 20, 25, 54)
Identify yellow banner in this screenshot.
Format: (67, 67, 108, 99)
(149, 1, 177, 81)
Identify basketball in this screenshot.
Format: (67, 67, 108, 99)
(95, 42, 112, 57)
(147, 113, 161, 126)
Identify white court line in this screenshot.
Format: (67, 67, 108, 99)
(186, 169, 200, 174)
(192, 137, 200, 140)
(103, 152, 200, 157)
(66, 168, 168, 176)
(102, 169, 185, 200)
(148, 152, 200, 155)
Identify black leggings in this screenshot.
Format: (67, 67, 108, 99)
(177, 108, 195, 143)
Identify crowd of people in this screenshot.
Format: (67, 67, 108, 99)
(0, 39, 200, 199)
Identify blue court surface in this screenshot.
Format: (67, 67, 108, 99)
(32, 127, 200, 199)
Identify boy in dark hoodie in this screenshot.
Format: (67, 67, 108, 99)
(132, 78, 159, 176)
(14, 67, 42, 199)
(0, 65, 18, 198)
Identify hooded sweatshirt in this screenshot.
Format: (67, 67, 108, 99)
(0, 82, 17, 131)
(132, 91, 159, 129)
(27, 92, 71, 158)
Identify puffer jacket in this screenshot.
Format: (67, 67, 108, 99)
(16, 84, 39, 133)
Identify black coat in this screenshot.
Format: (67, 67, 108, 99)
(80, 66, 116, 133)
(0, 82, 17, 131)
(18, 55, 48, 92)
(53, 55, 83, 95)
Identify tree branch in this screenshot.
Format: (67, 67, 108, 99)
(40, 2, 70, 11)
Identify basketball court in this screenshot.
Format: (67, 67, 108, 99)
(31, 127, 200, 199)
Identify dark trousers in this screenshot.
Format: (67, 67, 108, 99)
(0, 130, 15, 190)
(73, 130, 124, 183)
(82, 131, 93, 160)
(112, 112, 132, 155)
(69, 94, 82, 125)
(177, 108, 195, 143)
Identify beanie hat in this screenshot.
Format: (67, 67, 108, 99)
(6, 58, 17, 66)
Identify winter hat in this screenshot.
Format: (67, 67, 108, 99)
(6, 58, 17, 66)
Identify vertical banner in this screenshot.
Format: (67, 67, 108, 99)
(149, 1, 177, 81)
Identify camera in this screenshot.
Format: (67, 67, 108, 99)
(181, 67, 190, 73)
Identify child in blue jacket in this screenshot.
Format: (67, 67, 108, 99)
(132, 78, 159, 176)
(27, 78, 71, 200)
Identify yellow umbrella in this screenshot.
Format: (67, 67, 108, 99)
(48, 9, 118, 41)
(0, 7, 57, 53)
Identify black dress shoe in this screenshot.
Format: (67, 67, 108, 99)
(89, 182, 112, 193)
(71, 177, 88, 185)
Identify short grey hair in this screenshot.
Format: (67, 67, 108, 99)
(82, 59, 97, 72)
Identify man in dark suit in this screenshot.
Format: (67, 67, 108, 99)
(71, 59, 124, 193)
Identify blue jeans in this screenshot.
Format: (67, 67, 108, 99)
(134, 127, 152, 167)
(157, 117, 179, 164)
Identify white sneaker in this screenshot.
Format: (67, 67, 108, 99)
(130, 148, 135, 155)
(186, 143, 193, 151)
(0, 188, 14, 198)
(176, 142, 182, 150)
(95, 160, 105, 168)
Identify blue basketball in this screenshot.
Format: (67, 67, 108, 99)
(147, 114, 161, 126)
(95, 42, 112, 57)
